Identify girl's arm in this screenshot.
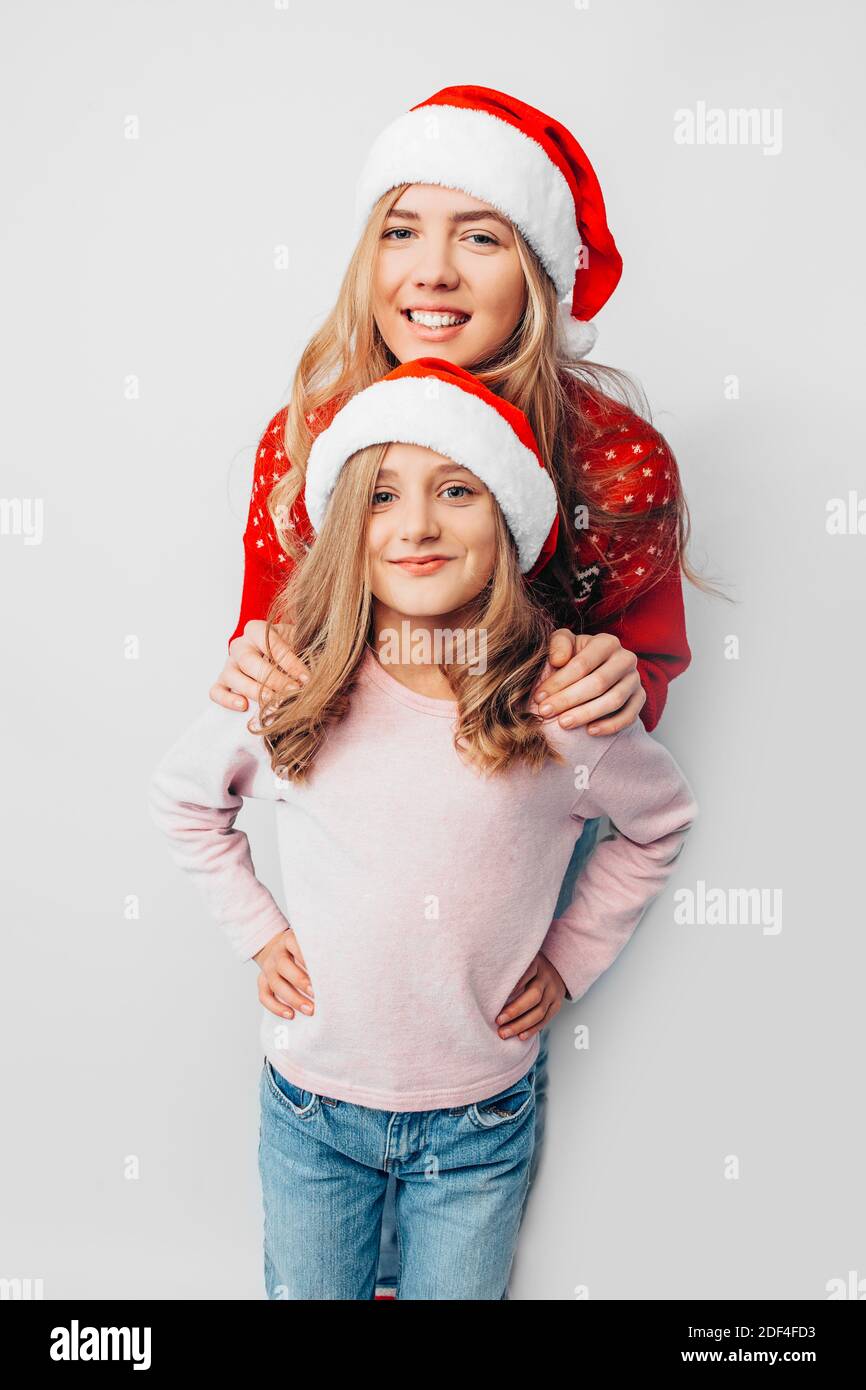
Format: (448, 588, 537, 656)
(148, 704, 289, 962)
(540, 721, 698, 1002)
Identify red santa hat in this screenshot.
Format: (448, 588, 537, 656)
(355, 85, 623, 359)
(304, 357, 559, 579)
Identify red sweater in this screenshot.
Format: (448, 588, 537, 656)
(228, 389, 691, 731)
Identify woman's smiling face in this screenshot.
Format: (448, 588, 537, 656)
(372, 184, 528, 367)
(367, 441, 498, 620)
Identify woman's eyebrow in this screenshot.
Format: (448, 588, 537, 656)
(376, 462, 475, 481)
(386, 205, 511, 230)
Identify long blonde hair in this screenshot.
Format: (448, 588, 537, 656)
(251, 442, 563, 783)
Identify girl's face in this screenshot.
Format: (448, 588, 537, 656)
(367, 443, 498, 621)
(372, 184, 527, 367)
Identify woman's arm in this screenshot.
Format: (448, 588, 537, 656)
(597, 565, 691, 732)
(531, 411, 692, 734)
(228, 407, 292, 650)
(212, 406, 312, 710)
(532, 564, 691, 735)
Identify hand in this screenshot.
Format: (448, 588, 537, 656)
(495, 953, 566, 1041)
(209, 619, 311, 712)
(253, 928, 315, 1020)
(532, 630, 645, 735)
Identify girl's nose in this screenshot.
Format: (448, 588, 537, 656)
(410, 236, 460, 291)
(400, 493, 440, 542)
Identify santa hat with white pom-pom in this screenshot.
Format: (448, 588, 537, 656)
(355, 85, 623, 359)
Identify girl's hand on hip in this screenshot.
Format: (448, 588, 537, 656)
(532, 629, 645, 735)
(253, 928, 315, 1020)
(209, 619, 311, 711)
(495, 953, 565, 1041)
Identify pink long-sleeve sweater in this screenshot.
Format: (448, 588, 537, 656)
(149, 646, 697, 1111)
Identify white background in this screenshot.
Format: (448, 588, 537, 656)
(2, 0, 864, 1299)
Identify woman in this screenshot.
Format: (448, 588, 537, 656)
(207, 85, 701, 1296)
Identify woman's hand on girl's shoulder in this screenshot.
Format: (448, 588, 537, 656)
(531, 629, 645, 735)
(209, 619, 311, 711)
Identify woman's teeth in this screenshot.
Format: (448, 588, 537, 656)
(406, 310, 470, 328)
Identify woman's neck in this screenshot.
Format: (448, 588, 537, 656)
(370, 605, 469, 701)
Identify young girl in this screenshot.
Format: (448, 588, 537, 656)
(150, 358, 697, 1300)
(207, 85, 705, 1296)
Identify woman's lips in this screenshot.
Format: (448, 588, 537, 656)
(401, 310, 471, 342)
(390, 557, 452, 576)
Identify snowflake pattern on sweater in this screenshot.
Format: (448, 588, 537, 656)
(567, 394, 681, 624)
(244, 401, 336, 570)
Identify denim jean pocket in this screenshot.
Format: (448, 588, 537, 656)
(263, 1057, 320, 1119)
(466, 1064, 536, 1130)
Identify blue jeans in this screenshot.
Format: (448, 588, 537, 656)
(375, 816, 602, 1293)
(258, 1055, 538, 1299)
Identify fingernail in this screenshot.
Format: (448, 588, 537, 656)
(282, 1010, 293, 1018)
(299, 672, 310, 685)
(234, 698, 245, 709)
(539, 703, 553, 716)
(535, 690, 547, 702)
(301, 1004, 313, 1014)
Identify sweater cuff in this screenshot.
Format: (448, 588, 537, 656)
(636, 656, 665, 732)
(540, 919, 586, 1004)
(233, 916, 290, 964)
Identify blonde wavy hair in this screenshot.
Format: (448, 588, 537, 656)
(251, 441, 564, 783)
(263, 183, 716, 645)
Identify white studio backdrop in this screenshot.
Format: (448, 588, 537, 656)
(1, 0, 864, 1300)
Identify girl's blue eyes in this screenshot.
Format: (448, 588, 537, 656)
(372, 485, 475, 505)
(383, 228, 498, 246)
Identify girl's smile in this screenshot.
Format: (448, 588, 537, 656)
(368, 442, 496, 620)
(388, 554, 454, 575)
